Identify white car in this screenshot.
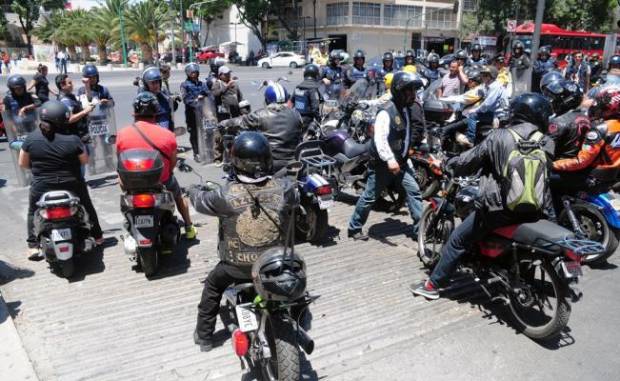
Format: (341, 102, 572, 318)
(257, 52, 306, 69)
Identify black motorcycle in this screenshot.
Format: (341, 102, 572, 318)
(33, 190, 96, 278)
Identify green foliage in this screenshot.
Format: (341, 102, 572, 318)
(11, 0, 65, 53)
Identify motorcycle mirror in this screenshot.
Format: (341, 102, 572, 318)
(174, 126, 187, 136)
(105, 134, 116, 145)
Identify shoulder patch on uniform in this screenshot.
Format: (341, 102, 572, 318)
(394, 115, 401, 125)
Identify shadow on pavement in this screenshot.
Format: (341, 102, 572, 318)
(0, 178, 6, 188)
(68, 237, 118, 282)
(143, 237, 198, 280)
(86, 174, 119, 189)
(0, 259, 35, 286)
(6, 300, 22, 320)
(587, 261, 618, 271)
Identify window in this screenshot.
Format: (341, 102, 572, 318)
(426, 9, 456, 30)
(352, 2, 381, 25)
(384, 5, 423, 27)
(326, 2, 349, 26)
(463, 0, 476, 12)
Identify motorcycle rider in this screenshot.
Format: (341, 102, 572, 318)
(321, 51, 344, 99)
(422, 53, 442, 84)
(411, 93, 555, 300)
(348, 72, 425, 241)
(180, 62, 210, 162)
(116, 92, 197, 240)
(219, 83, 303, 173)
(293, 64, 322, 130)
(468, 44, 487, 66)
(19, 100, 103, 259)
(376, 52, 396, 95)
(141, 67, 175, 131)
(344, 49, 368, 88)
(532, 46, 557, 93)
(188, 131, 297, 352)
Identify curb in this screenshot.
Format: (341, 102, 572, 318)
(0, 293, 39, 381)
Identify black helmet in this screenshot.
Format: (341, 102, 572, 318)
(231, 132, 273, 181)
(132, 91, 160, 118)
(383, 52, 394, 64)
(329, 51, 341, 65)
(540, 71, 564, 93)
(82, 64, 99, 83)
(7, 74, 26, 90)
(39, 100, 71, 127)
(251, 247, 307, 302)
(456, 49, 468, 61)
(513, 40, 525, 52)
(466, 68, 482, 84)
(427, 53, 439, 65)
(391, 71, 423, 107)
(303, 64, 320, 80)
(609, 55, 620, 70)
(184, 62, 200, 77)
(142, 67, 162, 85)
(538, 46, 550, 58)
(471, 43, 482, 53)
(480, 65, 498, 80)
(541, 79, 582, 115)
(510, 93, 553, 132)
(405, 50, 415, 64)
(353, 49, 365, 61)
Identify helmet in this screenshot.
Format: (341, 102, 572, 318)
(7, 74, 26, 90)
(264, 83, 289, 105)
(510, 93, 553, 132)
(391, 71, 423, 107)
(230, 131, 273, 181)
(353, 49, 365, 60)
(251, 247, 307, 302)
(512, 40, 525, 52)
(466, 68, 482, 84)
(39, 100, 70, 127)
(329, 51, 341, 65)
(427, 53, 439, 65)
(541, 79, 582, 115)
(132, 91, 160, 118)
(303, 64, 320, 80)
(455, 50, 468, 61)
(82, 64, 99, 79)
(184, 62, 200, 77)
(480, 65, 498, 80)
(539, 71, 564, 93)
(538, 46, 550, 58)
(382, 52, 394, 64)
(158, 62, 171, 72)
(471, 43, 482, 53)
(609, 55, 620, 69)
(589, 87, 620, 121)
(405, 50, 415, 63)
(384, 72, 394, 90)
(210, 57, 225, 74)
(493, 53, 505, 64)
(142, 67, 162, 85)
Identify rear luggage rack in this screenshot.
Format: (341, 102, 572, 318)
(554, 238, 606, 256)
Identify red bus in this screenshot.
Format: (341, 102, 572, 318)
(515, 22, 605, 63)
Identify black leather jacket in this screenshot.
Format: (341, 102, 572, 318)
(548, 109, 591, 160)
(219, 104, 304, 171)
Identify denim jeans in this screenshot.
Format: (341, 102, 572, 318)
(429, 209, 519, 287)
(466, 111, 494, 142)
(348, 162, 423, 235)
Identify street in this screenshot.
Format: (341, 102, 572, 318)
(1, 65, 620, 381)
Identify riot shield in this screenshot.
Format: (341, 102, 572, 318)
(196, 97, 218, 164)
(3, 108, 38, 186)
(86, 103, 117, 176)
(511, 67, 530, 97)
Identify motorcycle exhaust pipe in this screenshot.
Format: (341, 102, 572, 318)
(296, 326, 314, 355)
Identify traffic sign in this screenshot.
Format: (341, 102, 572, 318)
(507, 19, 517, 33)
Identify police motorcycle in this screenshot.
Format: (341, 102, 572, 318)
(33, 191, 96, 278)
(2, 106, 38, 186)
(417, 171, 605, 340)
(117, 142, 186, 277)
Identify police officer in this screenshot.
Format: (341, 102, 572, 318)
(55, 74, 94, 139)
(3, 75, 40, 126)
(19, 100, 104, 259)
(455, 49, 469, 67)
(78, 64, 114, 106)
(220, 83, 303, 173)
(141, 67, 175, 131)
(293, 64, 322, 129)
(188, 131, 297, 351)
(180, 63, 210, 162)
(348, 72, 425, 241)
(403, 50, 417, 72)
(345, 49, 368, 88)
(510, 41, 532, 96)
(321, 51, 344, 100)
(468, 44, 487, 66)
(532, 46, 557, 93)
(422, 53, 441, 84)
(376, 52, 395, 95)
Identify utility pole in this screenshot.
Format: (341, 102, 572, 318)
(313, 0, 317, 38)
(180, 0, 185, 64)
(118, 2, 128, 67)
(169, 0, 176, 65)
(526, 0, 545, 91)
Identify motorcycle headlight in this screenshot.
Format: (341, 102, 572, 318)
(351, 109, 364, 125)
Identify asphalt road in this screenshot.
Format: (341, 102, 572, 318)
(1, 66, 620, 380)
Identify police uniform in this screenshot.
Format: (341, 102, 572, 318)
(345, 65, 368, 88)
(532, 58, 557, 92)
(189, 177, 297, 340)
(376, 66, 394, 95)
(322, 65, 344, 99)
(293, 78, 322, 128)
(181, 79, 210, 154)
(422, 67, 441, 83)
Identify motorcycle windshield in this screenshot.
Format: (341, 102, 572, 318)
(343, 79, 377, 103)
(422, 78, 443, 102)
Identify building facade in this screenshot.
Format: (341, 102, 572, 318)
(294, 0, 464, 58)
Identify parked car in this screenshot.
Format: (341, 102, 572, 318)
(257, 51, 306, 69)
(196, 49, 225, 63)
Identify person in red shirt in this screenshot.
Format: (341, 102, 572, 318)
(116, 92, 196, 240)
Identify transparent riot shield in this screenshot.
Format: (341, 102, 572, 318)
(3, 108, 38, 186)
(196, 97, 218, 164)
(86, 103, 117, 176)
(511, 67, 530, 97)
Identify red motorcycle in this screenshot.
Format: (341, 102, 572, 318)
(417, 175, 604, 340)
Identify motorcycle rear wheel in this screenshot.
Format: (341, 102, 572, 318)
(295, 203, 328, 244)
(56, 259, 75, 278)
(508, 258, 571, 340)
(261, 316, 301, 381)
(138, 248, 159, 278)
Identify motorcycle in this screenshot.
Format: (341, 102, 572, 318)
(33, 190, 96, 278)
(118, 149, 180, 277)
(417, 174, 604, 340)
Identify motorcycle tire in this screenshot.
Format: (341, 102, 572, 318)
(138, 247, 159, 278)
(58, 259, 75, 278)
(417, 205, 453, 268)
(558, 203, 617, 265)
(508, 258, 571, 341)
(262, 316, 301, 381)
(295, 202, 328, 244)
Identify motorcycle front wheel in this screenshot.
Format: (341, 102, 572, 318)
(261, 316, 301, 381)
(558, 204, 617, 264)
(417, 205, 453, 268)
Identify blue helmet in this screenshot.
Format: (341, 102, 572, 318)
(539, 71, 564, 93)
(185, 63, 200, 77)
(264, 83, 289, 105)
(82, 64, 99, 81)
(142, 67, 162, 84)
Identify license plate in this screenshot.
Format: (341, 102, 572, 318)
(51, 228, 72, 241)
(135, 215, 154, 228)
(318, 197, 334, 210)
(89, 122, 109, 136)
(562, 261, 583, 278)
(235, 304, 259, 332)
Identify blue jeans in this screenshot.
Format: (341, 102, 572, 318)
(348, 162, 423, 235)
(466, 112, 494, 142)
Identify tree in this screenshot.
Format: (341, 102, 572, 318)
(235, 0, 271, 52)
(11, 0, 65, 55)
(124, 0, 169, 63)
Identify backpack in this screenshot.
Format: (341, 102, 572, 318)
(501, 128, 548, 214)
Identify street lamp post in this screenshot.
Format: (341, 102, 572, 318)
(118, 2, 128, 67)
(188, 0, 218, 63)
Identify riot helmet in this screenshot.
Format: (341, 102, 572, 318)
(405, 50, 415, 65)
(7, 75, 26, 92)
(303, 64, 320, 80)
(391, 71, 423, 107)
(142, 67, 162, 90)
(329, 51, 341, 66)
(82, 64, 99, 84)
(353, 49, 365, 66)
(538, 46, 550, 60)
(230, 131, 273, 182)
(382, 52, 394, 68)
(512, 40, 525, 55)
(510, 92, 553, 133)
(39, 100, 71, 127)
(539, 71, 564, 93)
(455, 49, 468, 62)
(184, 62, 200, 77)
(132, 91, 160, 119)
(427, 53, 440, 69)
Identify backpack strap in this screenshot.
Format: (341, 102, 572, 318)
(130, 123, 173, 177)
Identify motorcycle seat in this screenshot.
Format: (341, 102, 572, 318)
(342, 139, 369, 159)
(494, 220, 574, 247)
